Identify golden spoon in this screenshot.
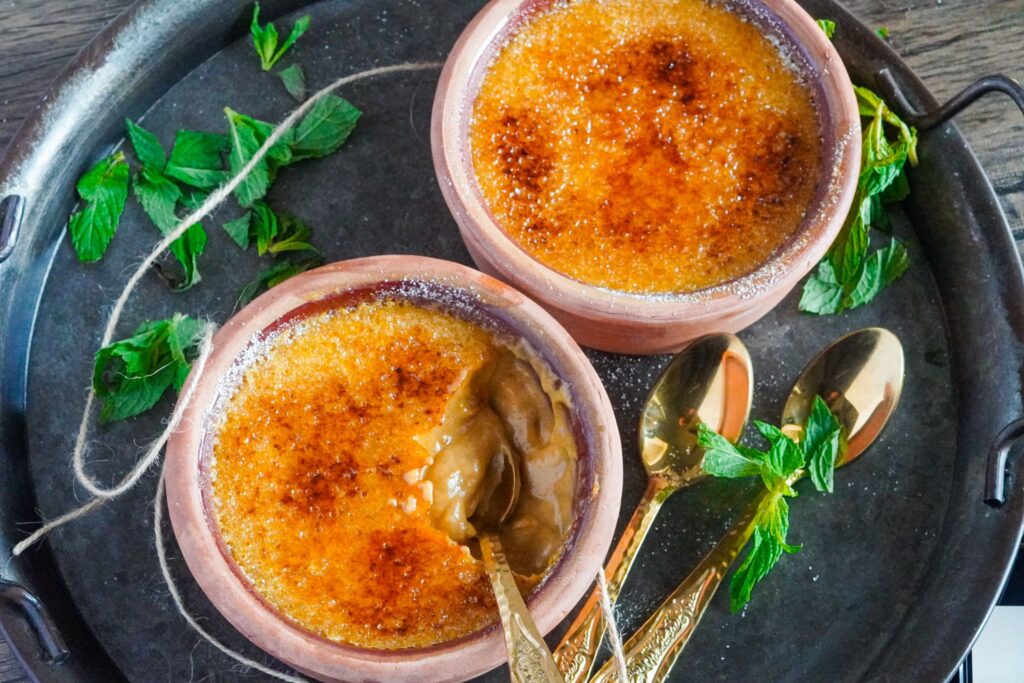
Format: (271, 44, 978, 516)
(472, 447, 564, 683)
(590, 327, 905, 683)
(553, 334, 753, 682)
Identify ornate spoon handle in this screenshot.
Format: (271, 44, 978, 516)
(553, 480, 667, 683)
(590, 489, 768, 683)
(479, 534, 564, 683)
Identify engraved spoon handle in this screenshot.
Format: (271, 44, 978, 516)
(553, 480, 667, 683)
(590, 488, 768, 683)
(480, 534, 564, 683)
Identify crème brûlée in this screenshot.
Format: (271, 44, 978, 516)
(208, 294, 578, 650)
(469, 0, 824, 295)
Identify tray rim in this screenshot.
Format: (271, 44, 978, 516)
(0, 0, 1022, 681)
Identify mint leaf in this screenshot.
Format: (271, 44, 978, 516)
(179, 189, 209, 213)
(279, 63, 307, 101)
(290, 95, 361, 161)
(268, 214, 317, 254)
(877, 26, 890, 39)
(238, 256, 322, 306)
(273, 14, 310, 68)
(166, 224, 207, 290)
(132, 167, 206, 290)
(802, 396, 843, 493)
(846, 239, 908, 309)
(250, 3, 310, 71)
(92, 314, 204, 423)
(125, 119, 166, 170)
(223, 213, 252, 249)
(729, 523, 783, 612)
(764, 497, 801, 555)
(226, 108, 271, 207)
(817, 19, 836, 39)
(231, 202, 318, 256)
(798, 261, 844, 314)
(766, 434, 803, 479)
(729, 495, 803, 613)
(133, 167, 182, 231)
(165, 130, 229, 189)
(698, 423, 763, 479)
(251, 202, 280, 255)
(68, 152, 130, 263)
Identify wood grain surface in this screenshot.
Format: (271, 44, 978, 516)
(0, 0, 1021, 681)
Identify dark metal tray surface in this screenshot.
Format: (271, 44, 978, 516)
(0, 1, 1022, 681)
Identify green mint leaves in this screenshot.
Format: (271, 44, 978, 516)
(92, 314, 205, 423)
(224, 201, 318, 256)
(289, 95, 362, 161)
(816, 19, 836, 39)
(699, 396, 844, 611)
(125, 120, 166, 170)
(802, 25, 919, 315)
(225, 95, 361, 207)
(125, 119, 209, 290)
(165, 130, 230, 189)
(68, 152, 130, 263)
(250, 3, 310, 71)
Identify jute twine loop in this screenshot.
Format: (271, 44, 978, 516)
(9, 60, 631, 683)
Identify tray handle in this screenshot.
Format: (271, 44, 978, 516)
(985, 418, 1024, 507)
(0, 580, 68, 663)
(876, 69, 1024, 507)
(875, 69, 1024, 131)
(0, 194, 24, 264)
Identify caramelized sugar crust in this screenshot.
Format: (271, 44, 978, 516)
(212, 301, 498, 649)
(470, 0, 823, 294)
(211, 299, 574, 649)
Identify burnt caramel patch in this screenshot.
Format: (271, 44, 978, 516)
(470, 0, 823, 294)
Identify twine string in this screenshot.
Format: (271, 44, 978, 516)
(8, 59, 623, 683)
(597, 570, 629, 683)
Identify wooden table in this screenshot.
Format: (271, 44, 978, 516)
(0, 0, 1021, 681)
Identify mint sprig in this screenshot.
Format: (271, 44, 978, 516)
(699, 396, 843, 611)
(225, 201, 318, 256)
(801, 24, 919, 315)
(225, 96, 361, 207)
(92, 314, 205, 423)
(250, 3, 310, 72)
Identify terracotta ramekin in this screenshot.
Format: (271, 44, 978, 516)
(432, 0, 861, 354)
(164, 256, 623, 682)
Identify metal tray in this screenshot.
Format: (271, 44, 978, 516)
(1, 1, 1023, 681)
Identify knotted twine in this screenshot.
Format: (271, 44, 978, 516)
(8, 60, 631, 682)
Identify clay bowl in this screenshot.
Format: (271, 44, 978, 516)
(431, 0, 861, 354)
(164, 255, 622, 682)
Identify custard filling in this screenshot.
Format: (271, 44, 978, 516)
(210, 297, 577, 649)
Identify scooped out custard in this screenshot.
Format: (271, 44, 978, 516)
(209, 294, 577, 649)
(470, 0, 824, 294)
